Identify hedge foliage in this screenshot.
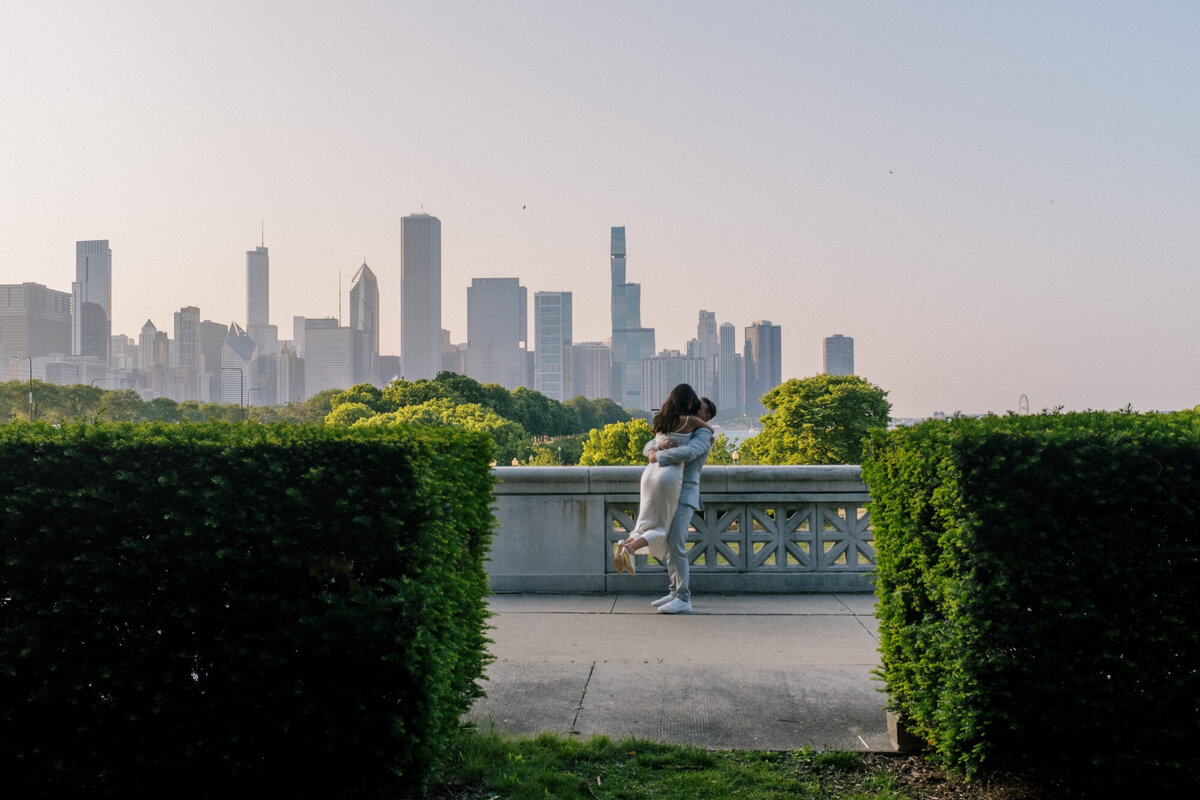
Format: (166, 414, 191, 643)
(0, 421, 495, 798)
(862, 411, 1200, 790)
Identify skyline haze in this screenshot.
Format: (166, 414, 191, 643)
(3, 2, 1199, 418)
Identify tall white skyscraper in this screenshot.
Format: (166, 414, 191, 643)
(349, 261, 380, 386)
(246, 245, 269, 336)
(303, 317, 356, 399)
(534, 291, 572, 401)
(401, 213, 442, 380)
(72, 240, 112, 361)
(823, 334, 854, 375)
(467, 277, 527, 389)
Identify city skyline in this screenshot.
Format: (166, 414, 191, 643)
(4, 3, 1199, 418)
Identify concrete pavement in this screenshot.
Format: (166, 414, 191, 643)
(466, 593, 891, 752)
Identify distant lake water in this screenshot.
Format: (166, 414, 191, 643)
(719, 428, 757, 445)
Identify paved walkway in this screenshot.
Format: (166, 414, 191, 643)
(466, 593, 891, 752)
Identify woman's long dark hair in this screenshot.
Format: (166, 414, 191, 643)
(652, 384, 701, 435)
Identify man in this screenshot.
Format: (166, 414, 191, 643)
(648, 396, 716, 614)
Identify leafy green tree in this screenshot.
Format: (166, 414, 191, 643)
(739, 374, 891, 465)
(356, 399, 526, 464)
(564, 396, 598, 432)
(142, 396, 182, 423)
(325, 402, 375, 427)
(579, 419, 654, 465)
(0, 381, 34, 422)
(380, 378, 448, 409)
(177, 401, 211, 422)
(510, 386, 565, 436)
(706, 432, 736, 465)
(592, 397, 632, 426)
(96, 389, 145, 422)
(329, 383, 386, 413)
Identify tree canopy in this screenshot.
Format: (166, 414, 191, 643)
(738, 374, 891, 465)
(579, 419, 654, 465)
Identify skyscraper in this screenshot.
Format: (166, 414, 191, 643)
(717, 321, 742, 414)
(467, 277, 527, 389)
(609, 227, 654, 410)
(568, 342, 612, 400)
(744, 320, 782, 417)
(697, 310, 718, 400)
(642, 349, 706, 414)
(72, 240, 112, 361)
(0, 282, 71, 357)
(246, 245, 269, 335)
(534, 291, 572, 401)
(401, 213, 441, 380)
(349, 261, 380, 386)
(174, 306, 202, 373)
(823, 334, 854, 376)
(138, 320, 158, 371)
(303, 317, 356, 399)
(221, 322, 256, 406)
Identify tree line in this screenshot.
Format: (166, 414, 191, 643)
(2, 372, 892, 465)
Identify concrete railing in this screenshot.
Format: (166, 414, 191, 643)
(488, 465, 875, 594)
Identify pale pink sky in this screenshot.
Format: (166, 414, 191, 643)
(2, 1, 1198, 418)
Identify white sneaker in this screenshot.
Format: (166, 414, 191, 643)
(658, 597, 693, 614)
(650, 594, 675, 607)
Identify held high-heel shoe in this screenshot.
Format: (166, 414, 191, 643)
(613, 541, 628, 575)
(622, 544, 636, 575)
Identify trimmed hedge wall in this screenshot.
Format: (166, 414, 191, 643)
(1, 422, 495, 798)
(862, 411, 1200, 789)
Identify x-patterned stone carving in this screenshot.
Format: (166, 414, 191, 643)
(747, 505, 816, 570)
(816, 505, 875, 569)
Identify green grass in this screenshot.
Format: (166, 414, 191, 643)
(429, 729, 909, 800)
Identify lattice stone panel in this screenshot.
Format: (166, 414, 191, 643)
(606, 500, 874, 574)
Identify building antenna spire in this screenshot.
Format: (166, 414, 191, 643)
(338, 268, 342, 326)
(260, 220, 264, 247)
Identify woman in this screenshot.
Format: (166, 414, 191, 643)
(613, 384, 715, 575)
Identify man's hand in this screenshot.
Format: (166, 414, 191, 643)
(647, 450, 658, 463)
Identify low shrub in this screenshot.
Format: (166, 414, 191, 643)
(863, 410, 1200, 790)
(0, 421, 494, 798)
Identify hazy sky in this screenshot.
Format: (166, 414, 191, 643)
(2, 1, 1198, 418)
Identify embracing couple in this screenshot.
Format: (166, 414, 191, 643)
(613, 383, 716, 615)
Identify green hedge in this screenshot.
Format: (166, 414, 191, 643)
(862, 411, 1200, 789)
(0, 421, 495, 798)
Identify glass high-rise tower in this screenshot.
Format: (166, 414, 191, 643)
(467, 277, 527, 390)
(534, 291, 572, 401)
(246, 246, 269, 333)
(609, 227, 654, 410)
(823, 334, 854, 375)
(349, 261, 380, 386)
(72, 240, 112, 361)
(744, 320, 782, 418)
(401, 213, 442, 381)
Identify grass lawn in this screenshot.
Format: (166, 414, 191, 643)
(427, 729, 950, 799)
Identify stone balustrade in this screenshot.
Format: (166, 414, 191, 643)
(488, 465, 875, 594)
